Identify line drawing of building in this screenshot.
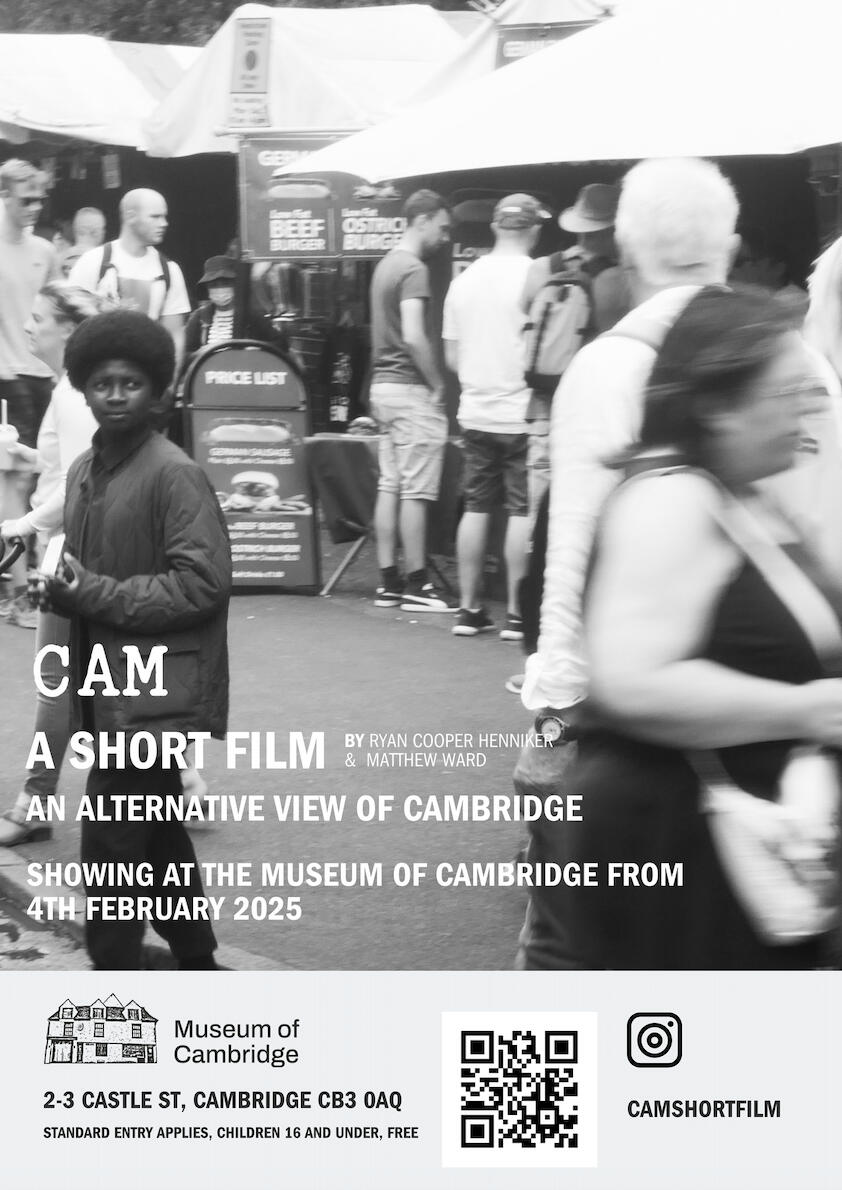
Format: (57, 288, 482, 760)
(45, 994, 157, 1064)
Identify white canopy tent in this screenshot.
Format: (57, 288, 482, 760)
(0, 34, 199, 147)
(142, 3, 462, 158)
(407, 0, 615, 106)
(275, 0, 842, 182)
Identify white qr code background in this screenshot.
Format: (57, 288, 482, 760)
(441, 1012, 597, 1168)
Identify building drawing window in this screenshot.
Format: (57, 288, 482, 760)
(93, 1008, 103, 1019)
(94, 1023, 104, 1037)
(63, 1023, 73, 1037)
(132, 1024, 142, 1039)
(128, 1009, 139, 1020)
(96, 1044, 107, 1057)
(62, 1008, 72, 1019)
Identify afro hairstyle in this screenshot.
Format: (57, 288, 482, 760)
(64, 310, 176, 400)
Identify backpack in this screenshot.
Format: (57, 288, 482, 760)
(97, 240, 171, 308)
(522, 252, 608, 396)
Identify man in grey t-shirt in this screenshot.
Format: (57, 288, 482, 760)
(369, 189, 455, 612)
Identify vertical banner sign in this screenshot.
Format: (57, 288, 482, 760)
(229, 17, 272, 129)
(188, 345, 319, 591)
(239, 137, 339, 260)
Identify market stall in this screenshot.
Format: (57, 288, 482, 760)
(142, 3, 466, 431)
(142, 3, 463, 159)
(0, 34, 199, 148)
(275, 0, 842, 250)
(0, 32, 203, 266)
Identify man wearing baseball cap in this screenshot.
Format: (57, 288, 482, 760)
(443, 193, 549, 640)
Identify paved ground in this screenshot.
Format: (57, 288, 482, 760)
(0, 895, 87, 970)
(0, 535, 534, 970)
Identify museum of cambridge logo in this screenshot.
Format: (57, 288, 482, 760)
(45, 994, 157, 1064)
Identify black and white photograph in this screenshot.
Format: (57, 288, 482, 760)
(1, 1, 842, 1188)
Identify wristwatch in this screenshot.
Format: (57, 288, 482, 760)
(534, 706, 581, 747)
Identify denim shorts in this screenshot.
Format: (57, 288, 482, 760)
(369, 382, 448, 500)
(460, 427, 529, 516)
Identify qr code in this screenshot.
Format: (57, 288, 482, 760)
(460, 1028, 579, 1148)
(441, 1013, 597, 1168)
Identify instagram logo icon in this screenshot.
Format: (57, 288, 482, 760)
(627, 1014, 682, 1067)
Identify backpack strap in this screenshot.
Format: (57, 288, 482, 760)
(600, 323, 665, 352)
(96, 241, 171, 311)
(97, 241, 118, 297)
(157, 249, 171, 296)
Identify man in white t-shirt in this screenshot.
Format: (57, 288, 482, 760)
(443, 194, 549, 641)
(69, 189, 190, 373)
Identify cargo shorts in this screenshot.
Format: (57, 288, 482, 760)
(369, 382, 448, 501)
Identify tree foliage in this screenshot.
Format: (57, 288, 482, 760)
(0, 0, 479, 46)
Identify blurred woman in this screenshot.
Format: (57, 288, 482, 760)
(0, 283, 100, 845)
(805, 235, 842, 381)
(557, 286, 842, 969)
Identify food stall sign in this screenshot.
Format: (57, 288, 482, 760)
(239, 136, 342, 260)
(495, 22, 593, 69)
(186, 342, 320, 592)
(336, 181, 407, 259)
(240, 137, 409, 261)
(228, 17, 272, 128)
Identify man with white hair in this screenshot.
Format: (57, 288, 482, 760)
(69, 189, 190, 370)
(514, 157, 743, 969)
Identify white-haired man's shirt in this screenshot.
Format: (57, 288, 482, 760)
(521, 284, 842, 712)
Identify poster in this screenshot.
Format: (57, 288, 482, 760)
(2, 7, 842, 1190)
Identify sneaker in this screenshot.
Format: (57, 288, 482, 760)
(500, 613, 524, 642)
(374, 583, 404, 608)
(8, 597, 37, 629)
(452, 607, 495, 636)
(0, 810, 53, 846)
(400, 581, 458, 613)
(504, 673, 525, 695)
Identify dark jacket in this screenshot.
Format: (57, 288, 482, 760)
(60, 428, 232, 739)
(184, 302, 216, 356)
